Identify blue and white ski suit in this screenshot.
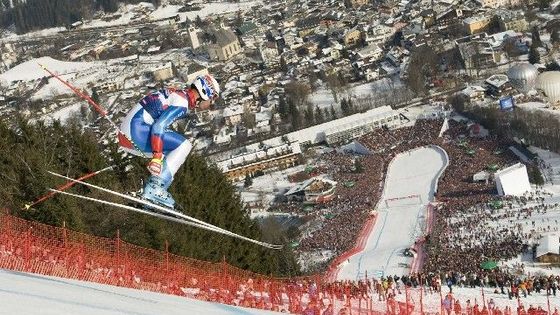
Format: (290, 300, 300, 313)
(119, 88, 194, 189)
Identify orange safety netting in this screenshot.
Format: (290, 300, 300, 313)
(1, 210, 559, 315)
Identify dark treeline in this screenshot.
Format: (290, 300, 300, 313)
(0, 0, 161, 34)
(0, 116, 298, 276)
(449, 95, 560, 153)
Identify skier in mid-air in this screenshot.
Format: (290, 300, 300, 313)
(118, 74, 220, 208)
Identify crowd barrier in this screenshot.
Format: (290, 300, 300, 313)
(326, 213, 378, 281)
(1, 210, 559, 315)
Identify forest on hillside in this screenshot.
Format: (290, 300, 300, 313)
(0, 0, 161, 34)
(0, 116, 299, 276)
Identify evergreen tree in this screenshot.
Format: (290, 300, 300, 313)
(552, 29, 560, 47)
(347, 98, 354, 114)
(546, 61, 560, 71)
(448, 94, 468, 113)
(341, 98, 352, 116)
(353, 159, 364, 173)
(314, 106, 324, 124)
(528, 165, 545, 186)
(304, 103, 314, 127)
(98, 0, 118, 12)
(277, 96, 288, 122)
(91, 89, 100, 104)
(330, 105, 337, 120)
(244, 174, 253, 188)
(280, 56, 288, 72)
(531, 26, 542, 47)
(538, 0, 552, 11)
(195, 15, 203, 28)
(288, 99, 301, 129)
(0, 117, 299, 276)
(529, 44, 540, 64)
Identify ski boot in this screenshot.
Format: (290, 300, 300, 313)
(141, 176, 175, 209)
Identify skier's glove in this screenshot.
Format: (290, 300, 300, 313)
(147, 156, 163, 176)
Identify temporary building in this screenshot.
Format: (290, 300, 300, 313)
(536, 234, 560, 263)
(494, 163, 531, 196)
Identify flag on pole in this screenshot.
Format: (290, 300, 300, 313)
(438, 117, 450, 137)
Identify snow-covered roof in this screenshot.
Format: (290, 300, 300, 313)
(282, 105, 397, 145)
(223, 105, 244, 118)
(255, 110, 272, 122)
(217, 142, 302, 172)
(323, 105, 396, 137)
(284, 177, 337, 196)
(356, 44, 382, 59)
(486, 30, 520, 48)
(285, 177, 317, 195)
(473, 170, 490, 181)
(485, 74, 509, 89)
(147, 46, 161, 53)
(463, 15, 491, 25)
(461, 85, 486, 97)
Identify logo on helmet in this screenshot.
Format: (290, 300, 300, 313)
(193, 74, 220, 102)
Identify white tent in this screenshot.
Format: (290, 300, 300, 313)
(494, 163, 531, 196)
(536, 234, 560, 259)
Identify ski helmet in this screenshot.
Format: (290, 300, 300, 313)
(192, 74, 220, 101)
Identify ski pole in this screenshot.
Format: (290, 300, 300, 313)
(38, 63, 112, 124)
(23, 165, 115, 210)
(37, 63, 147, 157)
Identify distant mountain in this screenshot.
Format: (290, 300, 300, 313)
(0, 0, 161, 34)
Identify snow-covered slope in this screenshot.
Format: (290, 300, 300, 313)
(0, 269, 280, 315)
(0, 56, 97, 83)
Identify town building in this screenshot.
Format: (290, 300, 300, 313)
(485, 74, 513, 97)
(179, 63, 208, 83)
(461, 85, 486, 102)
(211, 106, 401, 180)
(260, 42, 280, 66)
(188, 26, 200, 49)
(223, 105, 244, 126)
(497, 10, 528, 32)
(217, 142, 303, 181)
(479, 0, 521, 8)
(347, 0, 369, 8)
(343, 27, 362, 47)
(323, 107, 402, 145)
(152, 62, 174, 82)
(463, 16, 492, 35)
(285, 177, 338, 204)
(93, 79, 124, 93)
(457, 39, 496, 71)
(207, 28, 242, 61)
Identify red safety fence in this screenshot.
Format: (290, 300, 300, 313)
(410, 203, 435, 274)
(326, 212, 378, 281)
(1, 210, 559, 315)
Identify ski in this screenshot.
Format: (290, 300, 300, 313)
(48, 171, 283, 250)
(24, 166, 114, 210)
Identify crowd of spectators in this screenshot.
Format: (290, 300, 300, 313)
(291, 120, 445, 257)
(284, 117, 559, 277)
(273, 116, 560, 313)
